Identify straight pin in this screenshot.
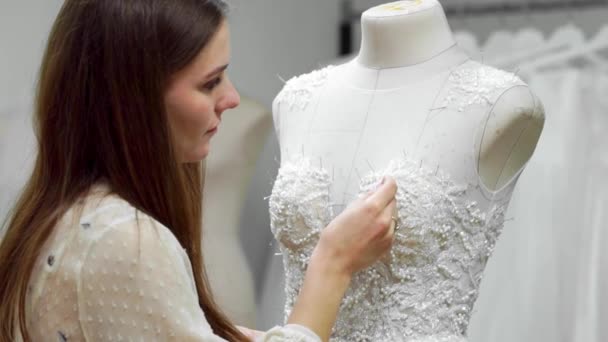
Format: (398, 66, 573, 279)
(354, 168, 362, 181)
(513, 67, 522, 77)
(366, 159, 376, 173)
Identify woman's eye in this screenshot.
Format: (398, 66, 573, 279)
(202, 76, 223, 92)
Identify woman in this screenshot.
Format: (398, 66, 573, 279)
(0, 1, 398, 341)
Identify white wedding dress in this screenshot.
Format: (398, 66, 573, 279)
(268, 60, 539, 341)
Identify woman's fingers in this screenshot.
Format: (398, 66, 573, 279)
(366, 177, 398, 214)
(319, 175, 399, 275)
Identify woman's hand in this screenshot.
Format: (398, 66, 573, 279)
(315, 176, 398, 275)
(287, 176, 398, 341)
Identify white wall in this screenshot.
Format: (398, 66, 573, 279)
(0, 1, 62, 106)
(0, 1, 63, 224)
(227, 0, 342, 108)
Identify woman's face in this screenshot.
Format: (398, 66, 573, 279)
(165, 20, 240, 163)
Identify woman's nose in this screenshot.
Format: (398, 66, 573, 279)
(216, 78, 240, 114)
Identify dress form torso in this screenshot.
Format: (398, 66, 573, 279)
(269, 1, 545, 341)
(273, 0, 544, 212)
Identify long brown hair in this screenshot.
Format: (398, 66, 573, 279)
(0, 0, 247, 340)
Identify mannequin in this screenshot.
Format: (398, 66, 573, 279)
(202, 97, 272, 327)
(268, 1, 545, 341)
(273, 0, 544, 209)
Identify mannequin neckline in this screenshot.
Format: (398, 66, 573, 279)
(335, 45, 471, 91)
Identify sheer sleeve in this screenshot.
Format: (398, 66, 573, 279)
(78, 212, 320, 342)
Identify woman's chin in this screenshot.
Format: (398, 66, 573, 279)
(196, 144, 211, 161)
(180, 143, 210, 163)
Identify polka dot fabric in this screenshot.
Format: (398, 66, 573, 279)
(19, 184, 320, 342)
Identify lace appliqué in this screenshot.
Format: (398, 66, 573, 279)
(269, 157, 334, 321)
(269, 156, 508, 342)
(443, 61, 524, 112)
(276, 66, 334, 111)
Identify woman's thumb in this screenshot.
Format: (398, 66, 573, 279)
(358, 176, 387, 200)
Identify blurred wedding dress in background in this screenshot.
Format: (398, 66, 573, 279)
(466, 23, 608, 342)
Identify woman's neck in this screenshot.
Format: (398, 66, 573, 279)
(357, 0, 456, 69)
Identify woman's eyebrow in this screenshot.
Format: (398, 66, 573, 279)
(204, 64, 229, 78)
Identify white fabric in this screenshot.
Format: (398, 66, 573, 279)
(469, 67, 608, 342)
(19, 184, 320, 342)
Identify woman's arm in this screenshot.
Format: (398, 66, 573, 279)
(285, 243, 352, 341)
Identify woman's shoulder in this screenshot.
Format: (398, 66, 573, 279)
(67, 185, 189, 282)
(63, 183, 179, 250)
(67, 183, 133, 226)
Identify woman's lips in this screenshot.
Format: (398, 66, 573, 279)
(206, 125, 219, 135)
(206, 120, 221, 135)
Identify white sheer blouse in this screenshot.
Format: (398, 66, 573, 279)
(18, 184, 320, 342)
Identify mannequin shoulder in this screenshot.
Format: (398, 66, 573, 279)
(476, 83, 545, 189)
(474, 82, 546, 190)
(281, 65, 335, 92)
(273, 65, 335, 114)
(448, 60, 545, 123)
(442, 61, 539, 113)
(272, 65, 336, 144)
(490, 83, 546, 129)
